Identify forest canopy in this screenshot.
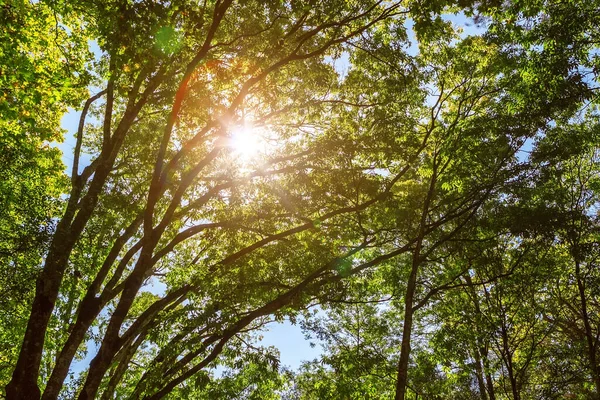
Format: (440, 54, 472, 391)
(1, 0, 600, 399)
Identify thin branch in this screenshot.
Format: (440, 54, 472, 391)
(72, 89, 107, 185)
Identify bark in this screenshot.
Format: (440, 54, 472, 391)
(394, 258, 419, 400)
(394, 161, 437, 400)
(508, 366, 520, 400)
(42, 217, 143, 400)
(465, 274, 495, 400)
(71, 90, 107, 185)
(575, 260, 600, 398)
(101, 329, 148, 400)
(485, 373, 496, 400)
(6, 218, 81, 400)
(500, 323, 520, 400)
(472, 346, 488, 400)
(6, 80, 154, 399)
(77, 254, 152, 400)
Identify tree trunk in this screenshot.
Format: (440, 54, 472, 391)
(471, 347, 488, 400)
(6, 90, 145, 399)
(485, 373, 496, 400)
(394, 258, 419, 400)
(41, 296, 103, 400)
(465, 274, 496, 400)
(395, 162, 437, 400)
(508, 369, 520, 400)
(575, 260, 600, 398)
(6, 219, 79, 400)
(500, 323, 520, 400)
(77, 259, 150, 400)
(42, 218, 143, 400)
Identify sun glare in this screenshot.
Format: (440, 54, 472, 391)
(229, 123, 266, 160)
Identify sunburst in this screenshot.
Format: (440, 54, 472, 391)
(228, 122, 268, 161)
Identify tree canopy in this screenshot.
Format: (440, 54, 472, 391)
(1, 1, 600, 399)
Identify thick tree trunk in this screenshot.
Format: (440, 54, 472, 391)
(7, 162, 129, 400)
(6, 85, 110, 399)
(6, 218, 79, 400)
(6, 88, 145, 399)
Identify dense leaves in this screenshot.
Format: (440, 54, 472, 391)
(2, 1, 600, 399)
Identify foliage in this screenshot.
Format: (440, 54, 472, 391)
(0, 0, 90, 385)
(2, 1, 600, 400)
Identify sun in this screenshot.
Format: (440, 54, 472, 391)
(229, 122, 266, 160)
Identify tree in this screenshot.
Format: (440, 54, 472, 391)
(527, 120, 600, 397)
(5, 1, 415, 399)
(4, 1, 600, 399)
(0, 0, 90, 387)
(277, 1, 600, 398)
